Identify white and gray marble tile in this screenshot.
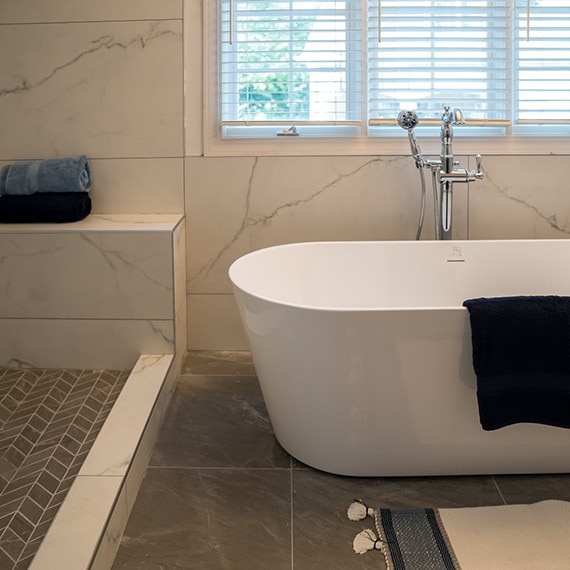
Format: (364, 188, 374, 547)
(0, 20, 183, 160)
(90, 482, 130, 570)
(173, 218, 187, 315)
(29, 475, 124, 570)
(88, 158, 185, 214)
(80, 355, 173, 478)
(0, 0, 182, 24)
(0, 319, 173, 370)
(185, 155, 432, 295)
(0, 158, 184, 215)
(0, 232, 174, 319)
(469, 155, 570, 239)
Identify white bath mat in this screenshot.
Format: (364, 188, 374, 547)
(348, 499, 570, 570)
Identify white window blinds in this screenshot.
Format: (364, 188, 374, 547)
(515, 0, 570, 124)
(367, 1, 510, 124)
(217, 0, 570, 136)
(220, 0, 362, 126)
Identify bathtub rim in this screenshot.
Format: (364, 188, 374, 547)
(228, 238, 570, 313)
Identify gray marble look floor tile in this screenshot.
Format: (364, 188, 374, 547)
(292, 470, 505, 570)
(149, 376, 291, 469)
(112, 468, 292, 570)
(493, 474, 570, 504)
(181, 351, 255, 377)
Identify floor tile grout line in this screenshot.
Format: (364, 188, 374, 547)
(491, 476, 508, 505)
(0, 369, 129, 569)
(290, 457, 294, 570)
(0, 370, 85, 555)
(145, 465, 293, 471)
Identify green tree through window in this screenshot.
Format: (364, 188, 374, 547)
(235, 2, 314, 120)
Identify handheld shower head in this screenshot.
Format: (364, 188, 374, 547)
(397, 110, 423, 168)
(397, 110, 420, 131)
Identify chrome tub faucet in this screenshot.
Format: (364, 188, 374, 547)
(398, 106, 483, 240)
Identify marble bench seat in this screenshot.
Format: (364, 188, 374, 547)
(0, 214, 186, 370)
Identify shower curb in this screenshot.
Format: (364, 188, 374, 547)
(29, 353, 179, 570)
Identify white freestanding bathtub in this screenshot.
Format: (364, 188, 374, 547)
(229, 240, 570, 476)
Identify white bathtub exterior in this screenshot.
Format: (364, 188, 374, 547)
(229, 240, 570, 476)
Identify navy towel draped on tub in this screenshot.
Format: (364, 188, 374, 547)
(463, 296, 570, 431)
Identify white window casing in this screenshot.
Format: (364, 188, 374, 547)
(204, 0, 570, 156)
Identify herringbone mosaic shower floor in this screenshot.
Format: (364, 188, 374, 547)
(0, 367, 129, 569)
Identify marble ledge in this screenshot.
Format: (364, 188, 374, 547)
(0, 213, 184, 234)
(80, 354, 174, 478)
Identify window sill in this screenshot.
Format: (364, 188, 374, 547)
(203, 135, 570, 158)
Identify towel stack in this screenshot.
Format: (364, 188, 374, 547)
(0, 156, 93, 223)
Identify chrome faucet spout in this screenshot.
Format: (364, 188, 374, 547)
(442, 106, 465, 126)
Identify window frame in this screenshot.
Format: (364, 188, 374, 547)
(202, 0, 570, 157)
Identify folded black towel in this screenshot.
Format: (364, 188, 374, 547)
(0, 156, 92, 196)
(0, 192, 92, 223)
(463, 296, 570, 430)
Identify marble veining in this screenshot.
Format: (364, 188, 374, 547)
(187, 155, 410, 293)
(0, 20, 183, 160)
(0, 24, 175, 100)
(79, 233, 173, 295)
(482, 169, 570, 236)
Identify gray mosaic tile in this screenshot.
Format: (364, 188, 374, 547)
(0, 367, 129, 569)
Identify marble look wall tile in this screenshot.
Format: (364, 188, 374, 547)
(0, 21, 183, 160)
(184, 0, 204, 157)
(0, 158, 184, 215)
(0, 232, 173, 319)
(187, 293, 250, 350)
(112, 469, 292, 570)
(88, 158, 184, 214)
(173, 219, 187, 315)
(175, 299, 188, 362)
(185, 155, 433, 295)
(0, 1, 182, 24)
(469, 155, 570, 239)
(0, 319, 173, 370)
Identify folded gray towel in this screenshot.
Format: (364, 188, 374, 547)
(0, 156, 92, 196)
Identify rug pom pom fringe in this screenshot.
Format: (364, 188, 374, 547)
(347, 499, 374, 521)
(353, 529, 382, 555)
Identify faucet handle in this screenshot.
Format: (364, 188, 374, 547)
(475, 154, 483, 179)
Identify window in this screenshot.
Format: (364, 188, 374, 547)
(205, 0, 570, 153)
